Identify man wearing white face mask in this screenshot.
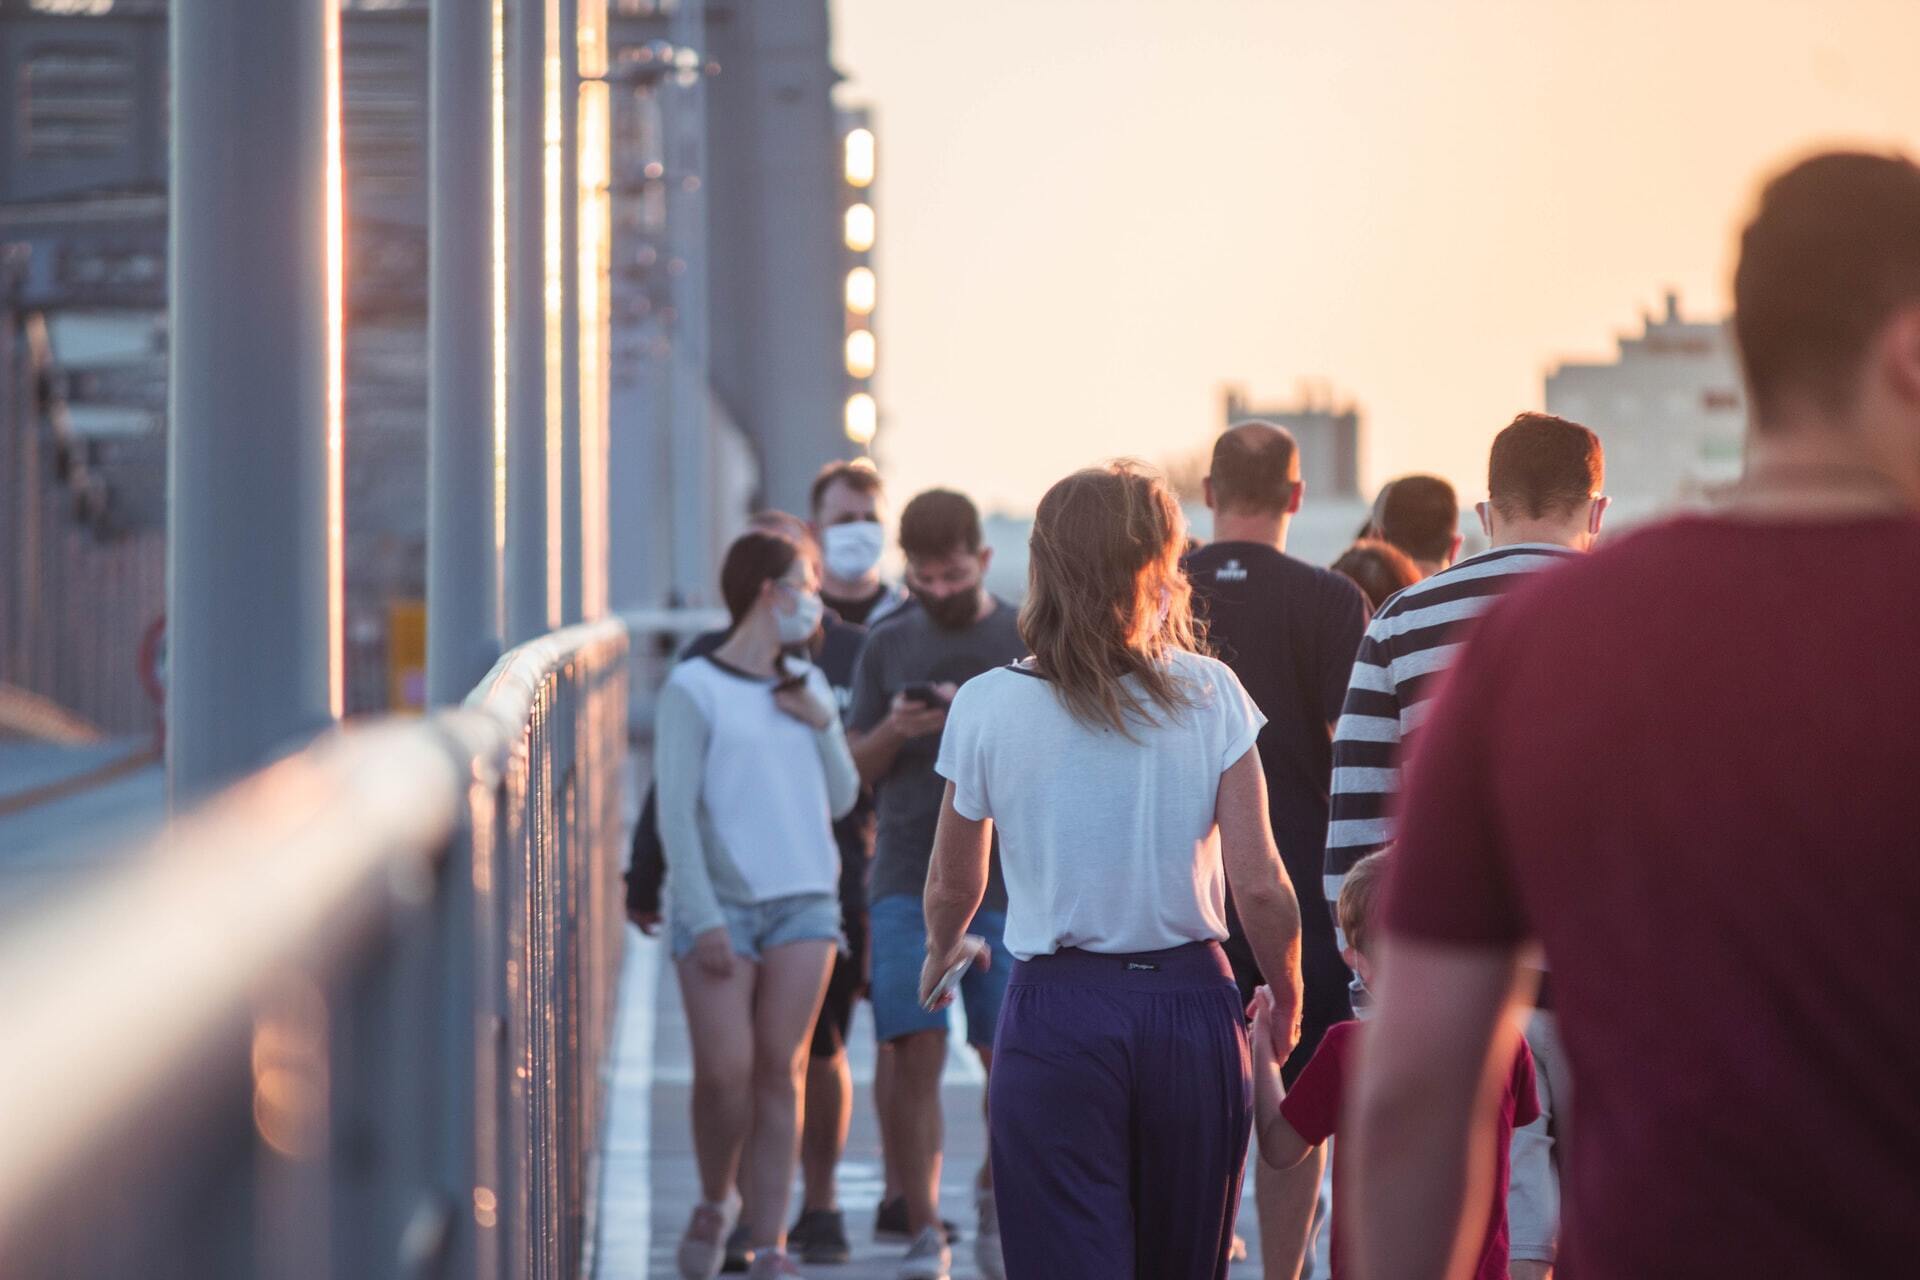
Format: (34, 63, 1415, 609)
(813, 460, 909, 628)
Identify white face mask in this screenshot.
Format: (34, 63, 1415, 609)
(821, 521, 885, 581)
(776, 588, 825, 644)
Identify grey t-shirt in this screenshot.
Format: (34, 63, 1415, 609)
(848, 598, 1025, 910)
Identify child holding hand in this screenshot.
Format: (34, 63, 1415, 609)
(1249, 851, 1540, 1280)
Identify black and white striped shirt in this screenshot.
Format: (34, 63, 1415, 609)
(1323, 543, 1580, 906)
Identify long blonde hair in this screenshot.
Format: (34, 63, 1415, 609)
(1019, 461, 1201, 736)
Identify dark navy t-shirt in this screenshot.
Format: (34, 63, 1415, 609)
(1183, 541, 1370, 957)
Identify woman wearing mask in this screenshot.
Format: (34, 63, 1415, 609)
(660, 530, 860, 1280)
(921, 463, 1305, 1279)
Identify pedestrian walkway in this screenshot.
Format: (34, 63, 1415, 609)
(0, 738, 163, 920)
(592, 930, 1281, 1279)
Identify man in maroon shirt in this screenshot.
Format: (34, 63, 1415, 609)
(1348, 150, 1920, 1279)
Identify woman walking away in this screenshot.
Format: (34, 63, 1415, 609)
(659, 530, 860, 1280)
(919, 462, 1305, 1280)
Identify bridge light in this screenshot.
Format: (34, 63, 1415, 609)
(844, 203, 875, 253)
(844, 127, 875, 188)
(845, 266, 876, 315)
(845, 329, 876, 379)
(845, 392, 877, 445)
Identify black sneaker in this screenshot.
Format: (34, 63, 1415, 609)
(873, 1196, 961, 1244)
(789, 1208, 852, 1265)
(721, 1222, 754, 1273)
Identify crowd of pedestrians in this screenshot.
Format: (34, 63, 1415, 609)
(641, 148, 1920, 1279)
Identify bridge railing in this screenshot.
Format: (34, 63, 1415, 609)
(0, 617, 629, 1280)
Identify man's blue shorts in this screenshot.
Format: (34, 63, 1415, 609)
(868, 893, 1012, 1050)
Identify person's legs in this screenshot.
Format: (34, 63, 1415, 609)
(890, 1028, 949, 1237)
(742, 937, 835, 1250)
(1255, 937, 1352, 1280)
(676, 953, 759, 1204)
(802, 1050, 853, 1209)
(867, 894, 960, 1245)
(1256, 1145, 1325, 1280)
(959, 911, 1012, 1277)
(1130, 976, 1252, 1280)
(973, 1046, 993, 1190)
(875, 1041, 903, 1203)
(800, 939, 859, 1213)
(1509, 1009, 1565, 1280)
(988, 972, 1135, 1279)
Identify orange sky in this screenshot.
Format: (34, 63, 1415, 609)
(829, 0, 1920, 513)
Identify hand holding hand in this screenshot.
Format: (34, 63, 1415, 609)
(691, 927, 735, 979)
(1248, 984, 1300, 1063)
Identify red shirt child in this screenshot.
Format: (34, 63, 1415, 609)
(1251, 852, 1540, 1280)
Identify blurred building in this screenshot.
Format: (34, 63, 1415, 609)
(2, 0, 859, 729)
(1221, 383, 1363, 501)
(1544, 291, 1748, 517)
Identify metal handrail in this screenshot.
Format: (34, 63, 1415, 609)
(0, 616, 630, 1280)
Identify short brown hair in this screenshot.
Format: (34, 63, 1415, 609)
(1374, 475, 1458, 564)
(898, 488, 982, 559)
(1734, 151, 1920, 425)
(810, 458, 883, 516)
(1488, 413, 1604, 519)
(1330, 539, 1421, 610)
(1208, 422, 1299, 515)
(1337, 850, 1390, 959)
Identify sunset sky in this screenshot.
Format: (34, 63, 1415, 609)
(829, 0, 1920, 514)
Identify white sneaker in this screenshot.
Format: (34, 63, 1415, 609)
(897, 1225, 952, 1280)
(677, 1193, 741, 1280)
(974, 1186, 1005, 1280)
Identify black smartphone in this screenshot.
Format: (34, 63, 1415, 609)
(900, 681, 951, 709)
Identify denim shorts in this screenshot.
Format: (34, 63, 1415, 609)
(868, 893, 1012, 1049)
(670, 891, 842, 963)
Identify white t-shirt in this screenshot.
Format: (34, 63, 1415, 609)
(934, 648, 1266, 961)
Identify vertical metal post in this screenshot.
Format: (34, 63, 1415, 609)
(577, 0, 612, 622)
(557, 0, 585, 625)
(167, 0, 342, 807)
(668, 0, 714, 607)
(506, 0, 553, 645)
(427, 0, 504, 707)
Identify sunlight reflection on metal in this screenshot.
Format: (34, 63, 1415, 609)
(579, 63, 612, 618)
(251, 979, 329, 1161)
(492, 0, 510, 565)
(543, 0, 565, 627)
(324, 0, 345, 718)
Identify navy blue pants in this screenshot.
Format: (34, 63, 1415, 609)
(988, 941, 1252, 1280)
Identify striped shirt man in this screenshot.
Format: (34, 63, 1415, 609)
(1324, 542, 1580, 907)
